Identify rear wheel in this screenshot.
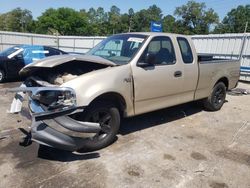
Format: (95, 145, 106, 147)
(76, 101, 120, 152)
(0, 69, 6, 83)
(203, 82, 226, 111)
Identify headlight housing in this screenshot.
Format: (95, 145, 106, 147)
(30, 87, 77, 110)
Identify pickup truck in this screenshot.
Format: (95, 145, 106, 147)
(8, 32, 240, 152)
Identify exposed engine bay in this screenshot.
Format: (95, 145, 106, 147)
(21, 60, 112, 85)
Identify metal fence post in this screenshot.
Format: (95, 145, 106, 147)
(73, 38, 76, 52)
(31, 35, 33, 45)
(55, 32, 59, 49)
(239, 34, 247, 61)
(92, 37, 95, 48)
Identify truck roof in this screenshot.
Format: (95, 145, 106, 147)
(121, 32, 189, 38)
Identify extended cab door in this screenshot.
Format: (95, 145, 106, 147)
(176, 37, 199, 102)
(132, 36, 184, 115)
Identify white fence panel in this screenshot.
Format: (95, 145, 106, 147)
(192, 33, 250, 81)
(32, 35, 57, 47)
(0, 31, 32, 50)
(0, 31, 106, 53)
(192, 33, 245, 57)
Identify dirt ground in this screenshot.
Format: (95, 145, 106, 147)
(0, 81, 249, 188)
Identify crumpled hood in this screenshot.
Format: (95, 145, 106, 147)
(20, 54, 116, 73)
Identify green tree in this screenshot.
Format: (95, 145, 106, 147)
(96, 7, 108, 23)
(0, 8, 33, 32)
(162, 15, 192, 34)
(0, 2, 232, 35)
(174, 0, 219, 34)
(36, 8, 88, 35)
(119, 13, 130, 33)
(147, 4, 163, 21)
(128, 8, 134, 32)
(0, 14, 4, 30)
(86, 7, 109, 36)
(133, 5, 163, 32)
(162, 15, 177, 33)
(108, 6, 121, 34)
(215, 5, 250, 33)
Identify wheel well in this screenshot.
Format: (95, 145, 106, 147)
(216, 77, 229, 90)
(89, 92, 126, 117)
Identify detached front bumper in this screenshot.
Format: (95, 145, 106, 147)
(7, 84, 101, 151)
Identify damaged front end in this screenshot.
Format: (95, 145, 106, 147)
(7, 77, 101, 151)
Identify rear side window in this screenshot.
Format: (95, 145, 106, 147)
(177, 37, 193, 64)
(45, 47, 61, 57)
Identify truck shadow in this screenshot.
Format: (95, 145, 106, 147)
(119, 101, 203, 135)
(14, 101, 214, 161)
(37, 145, 100, 162)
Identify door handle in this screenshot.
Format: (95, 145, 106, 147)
(174, 71, 182, 77)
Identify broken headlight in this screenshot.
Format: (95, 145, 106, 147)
(31, 87, 76, 110)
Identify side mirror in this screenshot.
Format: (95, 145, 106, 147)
(137, 53, 156, 67)
(145, 53, 156, 65)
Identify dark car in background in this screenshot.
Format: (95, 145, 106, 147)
(0, 45, 67, 82)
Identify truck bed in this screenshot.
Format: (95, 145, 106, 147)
(195, 55, 240, 100)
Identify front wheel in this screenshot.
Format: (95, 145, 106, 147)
(203, 82, 226, 111)
(76, 101, 120, 152)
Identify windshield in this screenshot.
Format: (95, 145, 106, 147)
(0, 46, 22, 57)
(87, 34, 147, 65)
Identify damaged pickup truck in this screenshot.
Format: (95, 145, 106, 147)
(7, 33, 240, 151)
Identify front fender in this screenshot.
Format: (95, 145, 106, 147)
(62, 64, 134, 116)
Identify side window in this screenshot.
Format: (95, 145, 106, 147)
(45, 47, 61, 57)
(23, 47, 48, 60)
(177, 37, 193, 64)
(139, 36, 176, 65)
(22, 49, 31, 58)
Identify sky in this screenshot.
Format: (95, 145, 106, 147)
(0, 0, 249, 21)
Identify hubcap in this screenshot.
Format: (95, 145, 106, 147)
(213, 87, 225, 106)
(88, 110, 112, 140)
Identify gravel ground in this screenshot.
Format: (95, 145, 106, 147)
(0, 81, 249, 188)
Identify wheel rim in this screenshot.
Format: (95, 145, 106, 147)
(88, 110, 112, 140)
(0, 71, 3, 81)
(213, 87, 225, 107)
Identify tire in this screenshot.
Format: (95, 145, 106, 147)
(203, 82, 226, 111)
(76, 101, 120, 152)
(0, 69, 5, 83)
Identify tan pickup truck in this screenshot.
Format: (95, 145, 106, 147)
(8, 32, 240, 151)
